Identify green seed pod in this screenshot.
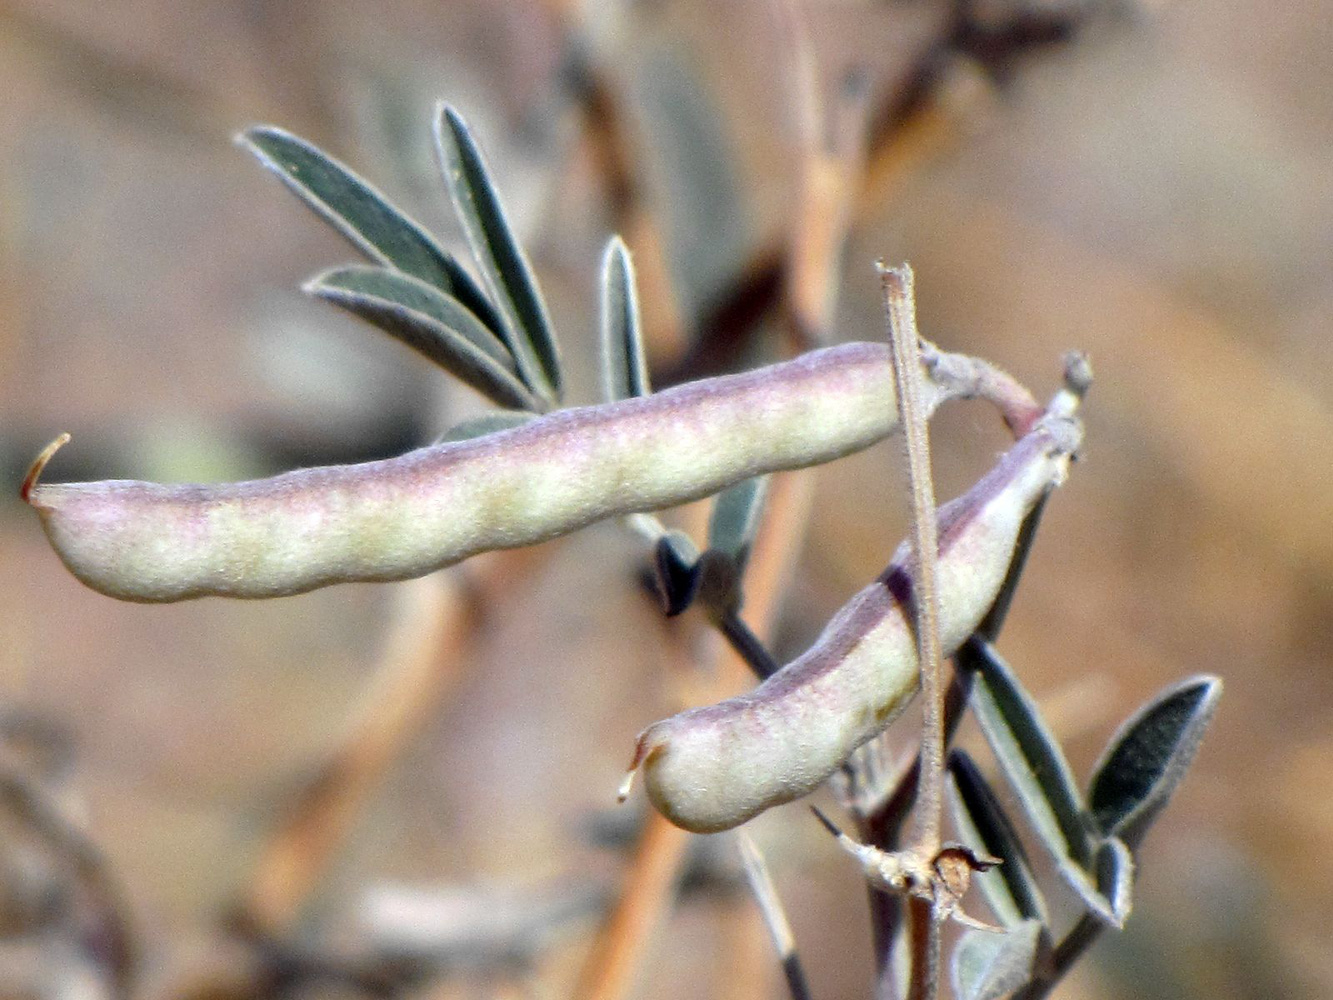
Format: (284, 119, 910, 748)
(23, 342, 1038, 602)
(624, 404, 1083, 834)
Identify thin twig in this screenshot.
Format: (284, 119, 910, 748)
(236, 554, 526, 935)
(777, 0, 871, 351)
(1012, 913, 1105, 1000)
(573, 798, 694, 1000)
(905, 896, 938, 1000)
(548, 3, 689, 363)
(716, 610, 782, 681)
(0, 765, 137, 998)
(577, 468, 814, 1000)
(879, 263, 945, 1000)
(736, 830, 814, 1000)
(879, 264, 944, 857)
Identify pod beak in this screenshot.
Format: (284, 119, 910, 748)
(20, 433, 71, 505)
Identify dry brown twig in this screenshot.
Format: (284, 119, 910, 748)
(0, 758, 137, 999)
(575, 465, 814, 1000)
(237, 548, 547, 938)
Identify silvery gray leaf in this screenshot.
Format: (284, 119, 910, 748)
(706, 476, 770, 575)
(965, 639, 1094, 872)
(599, 236, 651, 403)
(306, 266, 538, 411)
(241, 126, 497, 331)
(433, 104, 563, 403)
(439, 412, 536, 443)
(952, 919, 1043, 1000)
(653, 530, 702, 617)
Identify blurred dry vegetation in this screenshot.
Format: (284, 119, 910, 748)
(0, 1, 1330, 998)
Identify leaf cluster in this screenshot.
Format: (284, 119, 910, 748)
(240, 104, 563, 420)
(944, 638, 1220, 999)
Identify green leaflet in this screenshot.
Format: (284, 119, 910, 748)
(241, 126, 500, 334)
(598, 236, 651, 403)
(306, 266, 537, 411)
(433, 104, 563, 404)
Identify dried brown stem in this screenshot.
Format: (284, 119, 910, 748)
(0, 763, 136, 998)
(549, 1, 688, 363)
(880, 264, 944, 859)
(573, 796, 693, 1000)
(905, 895, 939, 1000)
(577, 466, 814, 1000)
(236, 553, 542, 935)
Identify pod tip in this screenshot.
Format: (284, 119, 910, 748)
(616, 768, 636, 804)
(20, 433, 71, 504)
(618, 731, 652, 803)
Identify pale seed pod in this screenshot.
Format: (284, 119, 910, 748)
(23, 342, 1038, 602)
(623, 397, 1084, 834)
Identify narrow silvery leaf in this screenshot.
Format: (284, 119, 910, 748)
(1054, 833, 1135, 928)
(1096, 836, 1134, 926)
(653, 531, 701, 616)
(311, 265, 514, 368)
(1088, 675, 1222, 849)
(947, 750, 1050, 928)
(707, 476, 769, 574)
(975, 493, 1049, 642)
(433, 104, 563, 402)
(599, 236, 651, 403)
(306, 267, 538, 412)
(240, 126, 498, 331)
(439, 412, 535, 443)
(965, 639, 1094, 870)
(952, 919, 1043, 1000)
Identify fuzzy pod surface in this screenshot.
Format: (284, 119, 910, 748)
(627, 406, 1083, 834)
(25, 343, 1024, 603)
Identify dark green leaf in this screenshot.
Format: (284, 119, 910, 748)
(976, 493, 1049, 642)
(240, 126, 499, 330)
(965, 639, 1094, 871)
(707, 476, 769, 574)
(306, 266, 538, 411)
(653, 530, 701, 617)
(952, 920, 1043, 1000)
(947, 750, 1050, 928)
(433, 104, 563, 403)
(1088, 675, 1221, 848)
(599, 236, 650, 402)
(311, 265, 513, 367)
(438, 412, 536, 443)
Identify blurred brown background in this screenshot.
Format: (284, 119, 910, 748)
(0, 1, 1330, 998)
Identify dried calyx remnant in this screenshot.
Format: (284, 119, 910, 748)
(22, 340, 1041, 602)
(621, 356, 1089, 833)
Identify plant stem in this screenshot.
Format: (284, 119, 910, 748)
(864, 669, 974, 994)
(736, 830, 814, 1000)
(880, 263, 944, 858)
(716, 609, 782, 680)
(881, 263, 945, 1000)
(1012, 913, 1105, 1000)
(905, 896, 939, 1000)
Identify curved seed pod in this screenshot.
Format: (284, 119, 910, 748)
(24, 343, 1035, 603)
(624, 399, 1084, 834)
